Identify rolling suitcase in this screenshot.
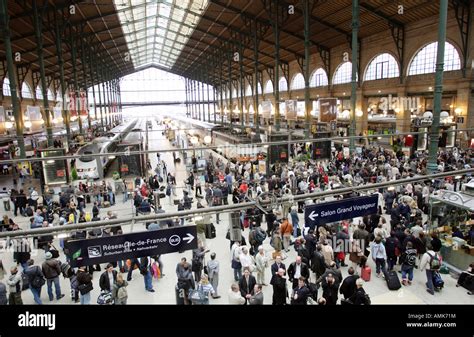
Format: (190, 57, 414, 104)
(205, 223, 216, 239)
(361, 266, 371, 282)
(456, 271, 474, 293)
(25, 207, 34, 217)
(384, 270, 401, 290)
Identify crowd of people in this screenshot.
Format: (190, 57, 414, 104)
(0, 132, 473, 304)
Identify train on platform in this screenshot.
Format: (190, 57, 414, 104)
(117, 120, 146, 177)
(75, 119, 138, 179)
(159, 114, 261, 162)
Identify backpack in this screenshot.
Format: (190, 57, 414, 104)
(117, 286, 127, 299)
(97, 291, 114, 305)
(402, 249, 417, 267)
(255, 229, 267, 243)
(428, 252, 441, 270)
(363, 293, 371, 305)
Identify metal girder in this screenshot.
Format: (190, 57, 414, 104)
(171, 2, 295, 68)
(245, 73, 254, 96)
(390, 24, 405, 84)
(31, 71, 41, 99)
(359, 2, 404, 28)
(15, 64, 29, 97)
(209, 0, 310, 57)
(359, 2, 405, 83)
(277, 0, 351, 39)
(319, 48, 330, 84)
(281, 62, 289, 84)
(261, 0, 330, 54)
(296, 55, 305, 74)
(451, 0, 471, 77)
(265, 67, 274, 85)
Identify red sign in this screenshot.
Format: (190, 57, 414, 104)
(121, 164, 129, 173)
(56, 169, 65, 177)
(79, 89, 88, 117)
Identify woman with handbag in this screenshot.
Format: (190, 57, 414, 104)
(77, 266, 93, 305)
(189, 274, 215, 305)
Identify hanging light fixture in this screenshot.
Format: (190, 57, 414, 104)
(24, 120, 32, 128)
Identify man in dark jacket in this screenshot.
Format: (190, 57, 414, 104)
(238, 268, 256, 304)
(41, 252, 64, 301)
(339, 267, 359, 300)
(271, 256, 286, 276)
(321, 273, 340, 305)
(353, 223, 370, 257)
(270, 268, 287, 305)
(310, 244, 327, 279)
(304, 229, 317, 258)
(291, 277, 310, 305)
(287, 256, 310, 290)
(24, 259, 44, 305)
(385, 232, 401, 271)
(99, 263, 118, 292)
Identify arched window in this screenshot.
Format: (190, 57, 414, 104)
(56, 89, 63, 101)
(245, 84, 252, 96)
(290, 73, 305, 90)
(232, 87, 238, 98)
(264, 80, 273, 94)
(36, 85, 44, 100)
(21, 82, 33, 99)
(364, 53, 400, 81)
(309, 68, 328, 87)
(257, 83, 262, 95)
(2, 77, 11, 96)
(408, 42, 461, 76)
(333, 62, 354, 85)
(278, 77, 288, 91)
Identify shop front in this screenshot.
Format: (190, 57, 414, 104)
(429, 189, 474, 272)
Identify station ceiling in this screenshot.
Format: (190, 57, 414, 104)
(0, 0, 456, 88)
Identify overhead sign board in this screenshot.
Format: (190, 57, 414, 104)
(304, 195, 378, 228)
(65, 225, 198, 267)
(319, 98, 338, 123)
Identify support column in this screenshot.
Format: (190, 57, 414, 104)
(428, 0, 449, 174)
(54, 12, 71, 144)
(33, 0, 53, 147)
(69, 33, 83, 136)
(206, 80, 211, 123)
(228, 51, 233, 128)
(185, 79, 189, 118)
(349, 0, 360, 154)
(253, 25, 261, 141)
(239, 42, 245, 132)
(395, 87, 411, 133)
(219, 61, 224, 125)
(106, 80, 113, 126)
(0, 0, 25, 157)
(355, 89, 368, 136)
(201, 79, 205, 121)
(97, 78, 104, 130)
(213, 86, 217, 124)
(303, 0, 311, 138)
(101, 78, 108, 128)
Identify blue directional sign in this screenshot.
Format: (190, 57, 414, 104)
(304, 195, 378, 228)
(65, 225, 197, 268)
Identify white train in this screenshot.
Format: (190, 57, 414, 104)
(160, 114, 253, 161)
(76, 119, 137, 179)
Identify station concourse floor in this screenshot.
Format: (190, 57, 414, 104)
(0, 117, 472, 305)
